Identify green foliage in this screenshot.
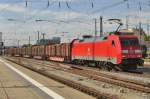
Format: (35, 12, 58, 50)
(109, 32, 114, 34)
(22, 44, 32, 47)
(144, 35, 150, 41)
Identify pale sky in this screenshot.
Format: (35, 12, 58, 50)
(0, 0, 150, 46)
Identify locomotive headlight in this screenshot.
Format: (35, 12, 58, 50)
(122, 50, 128, 54)
(135, 50, 141, 53)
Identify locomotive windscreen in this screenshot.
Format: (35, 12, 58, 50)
(120, 38, 139, 46)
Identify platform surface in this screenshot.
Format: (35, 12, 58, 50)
(0, 58, 95, 99)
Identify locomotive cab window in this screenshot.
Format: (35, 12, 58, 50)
(79, 39, 84, 42)
(120, 38, 139, 46)
(112, 40, 115, 46)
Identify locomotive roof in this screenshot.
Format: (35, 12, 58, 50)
(119, 35, 138, 38)
(79, 36, 107, 42)
(77, 35, 138, 43)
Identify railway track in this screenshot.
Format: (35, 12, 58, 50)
(4, 57, 118, 99)
(4, 57, 150, 96)
(56, 64, 150, 93)
(24, 58, 150, 93)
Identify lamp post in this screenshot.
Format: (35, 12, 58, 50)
(100, 16, 103, 37)
(147, 20, 149, 36)
(35, 19, 47, 45)
(42, 33, 45, 40)
(94, 18, 97, 37)
(17, 40, 20, 47)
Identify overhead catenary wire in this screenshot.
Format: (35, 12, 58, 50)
(2, 0, 150, 46)
(66, 2, 70, 9)
(90, 0, 128, 14)
(2, 0, 150, 34)
(2, 0, 148, 26)
(47, 0, 49, 8)
(139, 2, 142, 11)
(89, 0, 94, 8)
(0, 0, 132, 24)
(59, 1, 61, 8)
(25, 1, 57, 21)
(25, 0, 28, 7)
(126, 0, 130, 29)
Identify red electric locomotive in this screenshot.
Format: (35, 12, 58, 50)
(71, 34, 143, 70)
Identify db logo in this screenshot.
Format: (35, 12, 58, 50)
(130, 47, 132, 50)
(130, 50, 134, 53)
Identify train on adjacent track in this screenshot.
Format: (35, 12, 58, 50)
(5, 34, 144, 71)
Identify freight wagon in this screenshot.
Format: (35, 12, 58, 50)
(32, 45, 45, 59)
(46, 43, 71, 62)
(21, 46, 32, 58)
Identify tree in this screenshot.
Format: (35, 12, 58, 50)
(144, 35, 150, 41)
(22, 44, 32, 47)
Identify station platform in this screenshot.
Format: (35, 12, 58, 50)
(0, 58, 95, 99)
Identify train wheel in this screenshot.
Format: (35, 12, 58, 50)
(112, 66, 120, 71)
(102, 62, 111, 71)
(106, 63, 113, 71)
(87, 61, 91, 67)
(114, 65, 123, 71)
(73, 59, 78, 65)
(95, 62, 102, 70)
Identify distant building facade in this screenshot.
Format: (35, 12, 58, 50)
(36, 37, 61, 45)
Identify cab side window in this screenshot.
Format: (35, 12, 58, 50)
(112, 40, 115, 47)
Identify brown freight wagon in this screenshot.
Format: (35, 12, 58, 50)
(61, 43, 71, 62)
(26, 46, 32, 57)
(13, 48, 16, 56)
(51, 44, 56, 56)
(4, 48, 11, 56)
(10, 48, 15, 56)
(5, 48, 9, 56)
(46, 44, 56, 60)
(31, 45, 36, 57)
(45, 44, 53, 58)
(45, 45, 50, 58)
(46, 43, 71, 62)
(4, 48, 8, 55)
(56, 44, 61, 56)
(22, 47, 32, 57)
(32, 45, 45, 59)
(14, 48, 20, 56)
(17, 48, 22, 56)
(22, 47, 26, 57)
(19, 48, 22, 56)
